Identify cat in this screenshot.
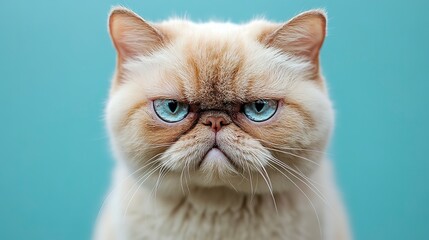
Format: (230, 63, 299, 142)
(94, 6, 351, 240)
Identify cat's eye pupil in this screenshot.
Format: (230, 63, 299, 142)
(255, 101, 265, 112)
(168, 101, 178, 113)
(154, 99, 189, 123)
(242, 99, 277, 122)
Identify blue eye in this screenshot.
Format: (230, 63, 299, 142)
(243, 100, 278, 122)
(153, 99, 189, 123)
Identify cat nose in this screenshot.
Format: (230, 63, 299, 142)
(203, 116, 230, 132)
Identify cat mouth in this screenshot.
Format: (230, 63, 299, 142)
(198, 146, 238, 170)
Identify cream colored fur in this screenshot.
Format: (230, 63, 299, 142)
(94, 6, 351, 240)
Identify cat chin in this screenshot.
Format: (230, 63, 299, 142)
(199, 148, 238, 173)
(150, 170, 294, 196)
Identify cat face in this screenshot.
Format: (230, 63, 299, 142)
(106, 7, 334, 195)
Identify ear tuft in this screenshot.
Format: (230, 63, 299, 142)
(262, 10, 327, 62)
(108, 6, 165, 61)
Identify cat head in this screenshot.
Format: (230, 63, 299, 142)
(106, 7, 333, 195)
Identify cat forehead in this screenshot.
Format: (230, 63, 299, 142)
(124, 20, 311, 109)
(180, 34, 249, 109)
(158, 19, 268, 37)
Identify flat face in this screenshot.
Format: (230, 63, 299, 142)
(107, 16, 333, 194)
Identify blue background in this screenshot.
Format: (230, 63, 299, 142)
(1, 0, 428, 239)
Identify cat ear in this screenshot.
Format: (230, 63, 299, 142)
(262, 10, 327, 62)
(108, 7, 165, 61)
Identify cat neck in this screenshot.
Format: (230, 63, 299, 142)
(185, 186, 309, 214)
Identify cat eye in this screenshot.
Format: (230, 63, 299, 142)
(242, 100, 278, 122)
(153, 99, 189, 123)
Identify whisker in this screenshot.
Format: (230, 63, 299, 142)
(250, 152, 278, 213)
(96, 153, 162, 223)
(268, 157, 328, 205)
(123, 164, 163, 217)
(245, 160, 255, 202)
(264, 147, 320, 166)
(120, 153, 164, 201)
(293, 164, 326, 188)
(185, 157, 191, 194)
(225, 178, 239, 193)
(180, 160, 187, 195)
(255, 150, 328, 206)
(267, 162, 323, 240)
(254, 138, 328, 155)
(150, 165, 170, 212)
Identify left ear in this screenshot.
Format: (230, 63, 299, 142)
(261, 10, 327, 63)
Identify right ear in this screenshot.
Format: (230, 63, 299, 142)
(108, 7, 165, 62)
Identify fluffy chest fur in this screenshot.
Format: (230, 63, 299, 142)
(102, 166, 328, 240)
(94, 162, 351, 240)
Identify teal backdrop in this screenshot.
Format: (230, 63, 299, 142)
(1, 0, 428, 239)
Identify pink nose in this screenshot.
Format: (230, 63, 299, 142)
(203, 116, 229, 132)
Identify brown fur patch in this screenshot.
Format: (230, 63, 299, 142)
(183, 38, 246, 109)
